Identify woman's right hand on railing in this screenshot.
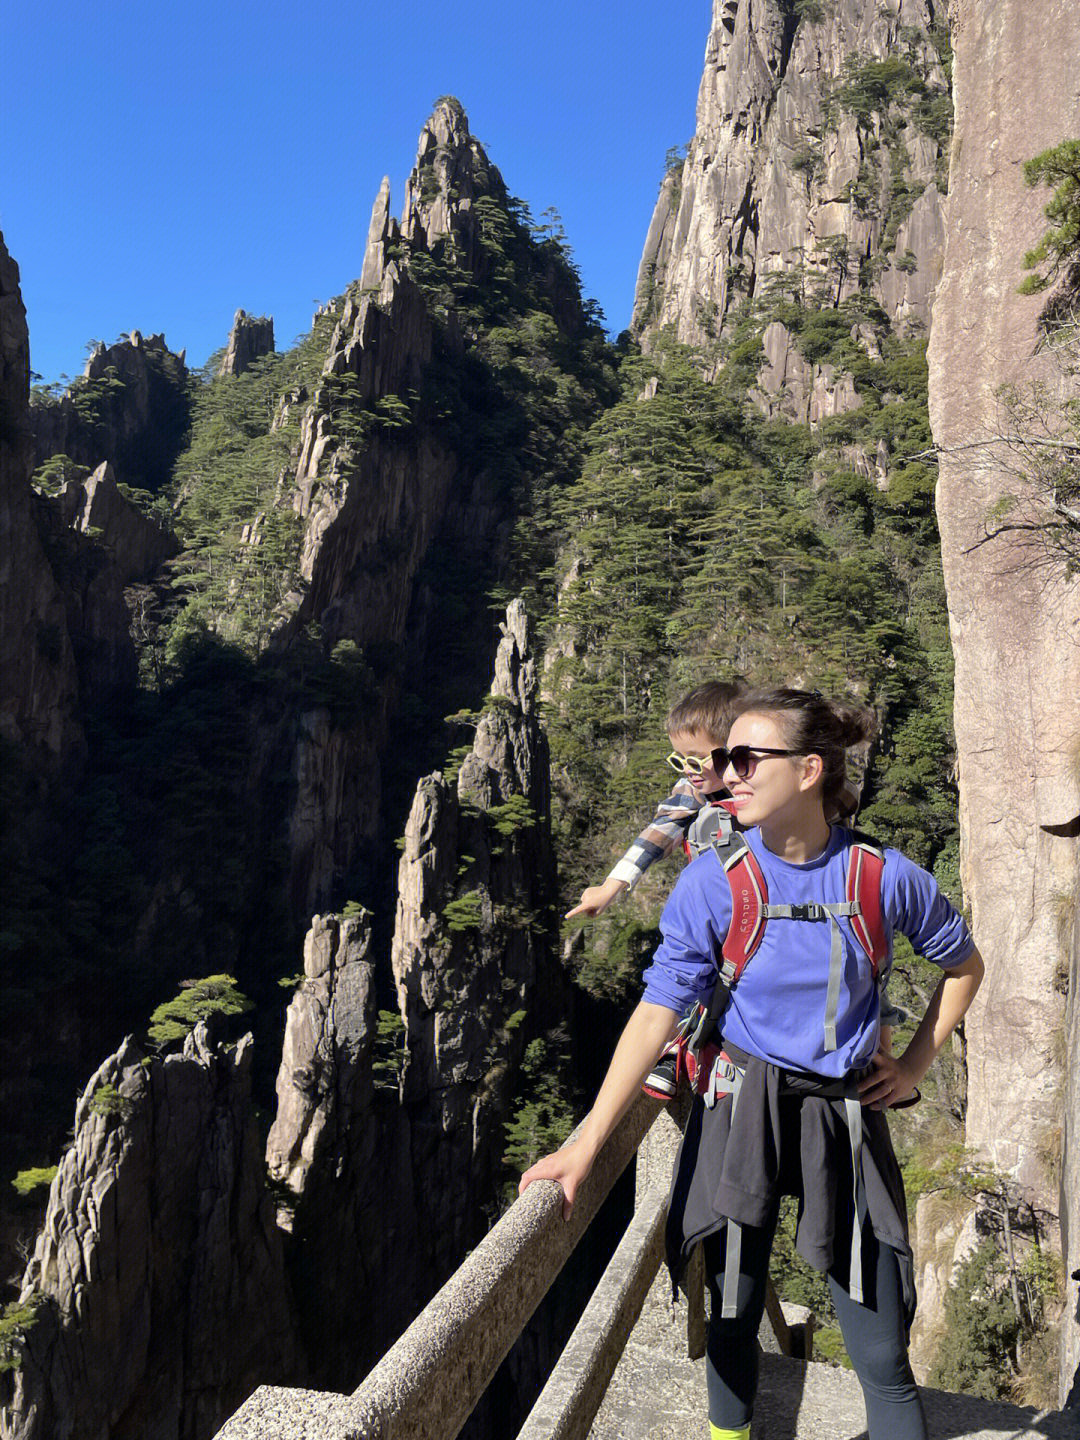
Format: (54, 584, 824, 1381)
(520, 1001, 679, 1222)
(519, 1137, 596, 1222)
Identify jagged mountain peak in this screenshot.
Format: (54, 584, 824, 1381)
(401, 96, 500, 257)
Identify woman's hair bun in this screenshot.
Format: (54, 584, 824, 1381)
(831, 700, 878, 749)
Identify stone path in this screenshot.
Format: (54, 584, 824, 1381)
(589, 1270, 1078, 1440)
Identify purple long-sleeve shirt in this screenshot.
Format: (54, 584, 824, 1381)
(641, 825, 974, 1078)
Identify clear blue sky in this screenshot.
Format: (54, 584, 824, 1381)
(3, 1, 710, 386)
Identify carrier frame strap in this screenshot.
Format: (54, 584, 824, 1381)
(704, 1053, 738, 1109)
(720, 1065, 746, 1319)
(844, 1088, 868, 1305)
(763, 900, 861, 1052)
(685, 800, 736, 860)
(846, 841, 888, 981)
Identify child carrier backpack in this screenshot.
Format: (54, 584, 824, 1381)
(643, 825, 889, 1102)
(645, 826, 895, 1313)
(682, 797, 737, 860)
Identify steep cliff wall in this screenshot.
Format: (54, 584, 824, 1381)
(29, 331, 190, 495)
(0, 1028, 296, 1440)
(635, 0, 948, 350)
(0, 233, 81, 762)
(266, 601, 562, 1393)
(1063, 840, 1080, 1405)
(271, 98, 604, 915)
(390, 600, 559, 1276)
(926, 0, 1080, 1401)
(219, 310, 274, 377)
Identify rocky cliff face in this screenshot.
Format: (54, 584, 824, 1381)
(57, 461, 179, 585)
(263, 909, 405, 1383)
(391, 600, 558, 1276)
(266, 600, 561, 1391)
(0, 1028, 296, 1440)
(0, 233, 81, 763)
(219, 310, 274, 377)
(274, 99, 591, 916)
(927, 0, 1080, 1401)
(635, 0, 948, 353)
(288, 99, 491, 646)
(1063, 842, 1080, 1405)
(29, 331, 190, 495)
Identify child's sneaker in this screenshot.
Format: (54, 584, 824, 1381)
(642, 1040, 681, 1100)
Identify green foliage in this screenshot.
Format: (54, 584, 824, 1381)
(147, 974, 253, 1047)
(502, 1034, 575, 1180)
(812, 1327, 852, 1367)
(372, 1009, 405, 1090)
(664, 143, 689, 177)
(0, 1296, 43, 1375)
(443, 890, 484, 931)
(11, 1166, 57, 1196)
(486, 794, 537, 836)
(168, 312, 336, 653)
(831, 55, 943, 138)
(928, 1241, 1025, 1398)
(89, 1083, 133, 1121)
(575, 912, 662, 1003)
(1019, 139, 1080, 295)
(31, 453, 90, 496)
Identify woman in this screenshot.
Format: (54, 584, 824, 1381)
(520, 688, 983, 1440)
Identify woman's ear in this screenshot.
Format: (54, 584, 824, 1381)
(799, 752, 824, 790)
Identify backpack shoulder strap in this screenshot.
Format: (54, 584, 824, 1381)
(693, 829, 768, 1044)
(844, 833, 888, 979)
(712, 830, 769, 979)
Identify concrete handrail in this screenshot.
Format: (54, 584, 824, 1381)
(514, 1179, 669, 1440)
(343, 1092, 660, 1439)
(215, 1092, 661, 1440)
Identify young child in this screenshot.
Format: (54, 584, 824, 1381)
(566, 681, 746, 921)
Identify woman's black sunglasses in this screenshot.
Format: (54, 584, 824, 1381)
(666, 745, 805, 779)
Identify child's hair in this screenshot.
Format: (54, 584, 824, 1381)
(735, 687, 877, 816)
(665, 679, 748, 744)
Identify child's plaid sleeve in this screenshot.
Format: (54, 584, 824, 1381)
(605, 778, 705, 890)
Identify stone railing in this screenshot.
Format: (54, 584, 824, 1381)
(215, 1093, 800, 1440)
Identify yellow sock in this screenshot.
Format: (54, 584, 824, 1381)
(709, 1426, 750, 1440)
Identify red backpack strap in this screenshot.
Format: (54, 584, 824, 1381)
(720, 843, 769, 978)
(690, 835, 769, 1052)
(846, 841, 888, 979)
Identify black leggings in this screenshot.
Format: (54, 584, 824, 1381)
(703, 1213, 928, 1440)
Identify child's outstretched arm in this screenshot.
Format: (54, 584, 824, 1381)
(518, 1000, 678, 1218)
(565, 776, 704, 920)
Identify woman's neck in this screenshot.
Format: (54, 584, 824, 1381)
(757, 810, 832, 864)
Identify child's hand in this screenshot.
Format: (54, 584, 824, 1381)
(565, 878, 626, 919)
